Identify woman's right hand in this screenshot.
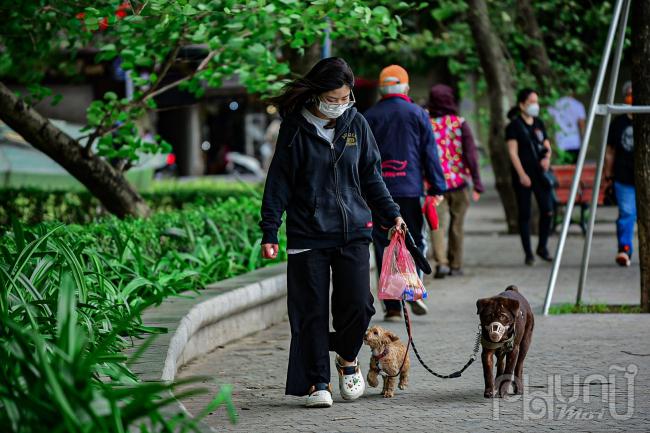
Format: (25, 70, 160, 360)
(519, 173, 532, 187)
(261, 243, 279, 259)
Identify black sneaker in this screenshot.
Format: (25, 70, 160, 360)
(434, 265, 450, 279)
(525, 255, 535, 266)
(409, 299, 428, 315)
(384, 309, 402, 322)
(536, 249, 553, 262)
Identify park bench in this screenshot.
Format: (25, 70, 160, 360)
(551, 163, 606, 235)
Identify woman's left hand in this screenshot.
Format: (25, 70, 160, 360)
(541, 157, 550, 172)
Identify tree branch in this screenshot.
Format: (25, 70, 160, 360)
(143, 48, 221, 101)
(150, 43, 182, 94)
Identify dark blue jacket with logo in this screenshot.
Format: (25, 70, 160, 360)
(260, 107, 400, 249)
(364, 96, 446, 197)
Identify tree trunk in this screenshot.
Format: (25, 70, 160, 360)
(631, 0, 650, 312)
(515, 0, 555, 89)
(466, 0, 519, 233)
(281, 43, 322, 75)
(0, 81, 150, 219)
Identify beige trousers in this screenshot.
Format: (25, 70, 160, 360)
(431, 188, 470, 269)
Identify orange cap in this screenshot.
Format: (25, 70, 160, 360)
(379, 65, 409, 87)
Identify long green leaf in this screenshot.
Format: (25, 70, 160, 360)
(9, 224, 62, 284)
(52, 237, 89, 304)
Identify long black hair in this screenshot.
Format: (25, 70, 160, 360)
(507, 87, 537, 119)
(268, 57, 354, 118)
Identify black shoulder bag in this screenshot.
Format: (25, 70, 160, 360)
(516, 117, 557, 190)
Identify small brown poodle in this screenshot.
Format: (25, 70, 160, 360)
(363, 325, 410, 397)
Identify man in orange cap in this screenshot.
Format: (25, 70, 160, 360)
(365, 65, 446, 321)
(378, 65, 410, 95)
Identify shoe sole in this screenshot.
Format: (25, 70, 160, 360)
(305, 401, 332, 408)
(410, 300, 428, 315)
(384, 316, 402, 322)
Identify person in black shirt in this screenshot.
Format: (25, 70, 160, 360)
(604, 81, 636, 267)
(506, 88, 554, 265)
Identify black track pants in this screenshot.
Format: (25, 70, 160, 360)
(285, 242, 375, 396)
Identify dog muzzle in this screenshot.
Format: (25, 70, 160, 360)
(486, 322, 509, 342)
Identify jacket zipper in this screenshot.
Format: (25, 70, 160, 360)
(330, 142, 348, 243)
(298, 122, 352, 242)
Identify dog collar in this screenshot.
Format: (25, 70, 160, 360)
(373, 347, 390, 361)
(480, 328, 516, 353)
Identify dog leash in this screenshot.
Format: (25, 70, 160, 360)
(400, 299, 482, 379)
(379, 225, 482, 379)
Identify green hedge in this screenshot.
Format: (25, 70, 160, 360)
(0, 195, 285, 432)
(0, 179, 263, 226)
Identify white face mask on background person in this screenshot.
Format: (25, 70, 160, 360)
(525, 103, 540, 118)
(317, 92, 355, 119)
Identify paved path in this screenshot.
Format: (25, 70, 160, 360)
(177, 187, 650, 432)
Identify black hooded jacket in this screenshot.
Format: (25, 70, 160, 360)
(260, 107, 400, 249)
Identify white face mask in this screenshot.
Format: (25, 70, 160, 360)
(525, 103, 540, 118)
(317, 92, 355, 119)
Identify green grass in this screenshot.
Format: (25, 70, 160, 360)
(549, 303, 643, 314)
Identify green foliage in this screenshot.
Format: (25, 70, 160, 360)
(0, 193, 284, 431)
(0, 179, 262, 226)
(1, 0, 405, 165)
(342, 0, 613, 101)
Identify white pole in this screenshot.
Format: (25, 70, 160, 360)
(542, 0, 626, 315)
(576, 0, 631, 304)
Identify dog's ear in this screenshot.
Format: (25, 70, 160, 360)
(501, 297, 521, 319)
(383, 330, 400, 342)
(476, 298, 493, 315)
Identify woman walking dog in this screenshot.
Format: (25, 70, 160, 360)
(260, 57, 403, 408)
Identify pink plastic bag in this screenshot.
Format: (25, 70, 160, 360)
(378, 231, 427, 301)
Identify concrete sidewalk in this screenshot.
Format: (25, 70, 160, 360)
(177, 187, 650, 433)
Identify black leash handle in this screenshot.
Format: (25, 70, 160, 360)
(401, 299, 482, 379)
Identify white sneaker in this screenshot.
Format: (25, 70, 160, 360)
(305, 383, 333, 408)
(336, 356, 365, 401)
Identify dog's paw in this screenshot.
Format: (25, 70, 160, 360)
(484, 388, 496, 398)
(367, 373, 379, 388)
(382, 390, 394, 398)
(398, 382, 408, 390)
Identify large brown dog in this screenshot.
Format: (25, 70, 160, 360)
(476, 285, 534, 398)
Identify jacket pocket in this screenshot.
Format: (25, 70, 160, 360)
(286, 197, 316, 235)
(314, 193, 343, 233)
(342, 187, 372, 230)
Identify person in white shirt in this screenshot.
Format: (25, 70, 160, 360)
(548, 95, 586, 163)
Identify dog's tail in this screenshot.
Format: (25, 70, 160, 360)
(505, 285, 519, 292)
